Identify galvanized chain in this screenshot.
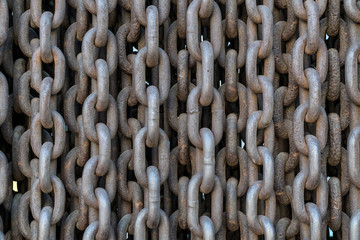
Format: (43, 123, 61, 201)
(0, 0, 359, 239)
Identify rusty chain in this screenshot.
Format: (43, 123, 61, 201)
(0, 0, 358, 239)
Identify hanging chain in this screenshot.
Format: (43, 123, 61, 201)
(0, 0, 359, 239)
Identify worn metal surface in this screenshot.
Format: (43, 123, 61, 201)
(0, 0, 359, 239)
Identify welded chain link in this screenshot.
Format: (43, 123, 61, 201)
(0, 0, 359, 239)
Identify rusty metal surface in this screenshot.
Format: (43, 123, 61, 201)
(0, 0, 359, 239)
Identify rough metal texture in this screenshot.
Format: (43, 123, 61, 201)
(0, 0, 359, 239)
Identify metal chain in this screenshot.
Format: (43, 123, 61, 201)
(0, 0, 358, 239)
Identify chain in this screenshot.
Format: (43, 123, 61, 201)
(0, 0, 358, 239)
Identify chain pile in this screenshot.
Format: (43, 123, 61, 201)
(1, 0, 360, 239)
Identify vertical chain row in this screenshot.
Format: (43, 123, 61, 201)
(0, 0, 9, 238)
